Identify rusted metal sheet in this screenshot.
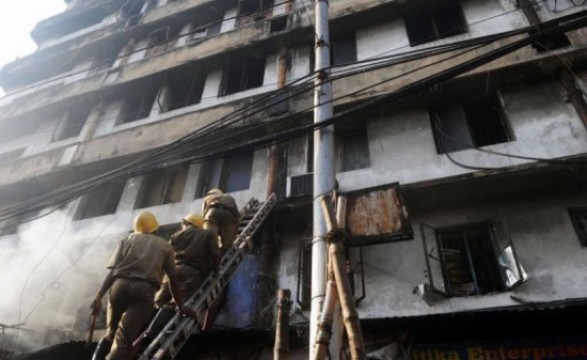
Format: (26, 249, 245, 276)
(343, 183, 412, 246)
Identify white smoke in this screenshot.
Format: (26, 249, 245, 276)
(0, 206, 130, 352)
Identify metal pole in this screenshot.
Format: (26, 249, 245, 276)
(310, 0, 335, 358)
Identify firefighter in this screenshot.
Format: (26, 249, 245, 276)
(154, 213, 220, 308)
(90, 211, 194, 360)
(202, 189, 240, 252)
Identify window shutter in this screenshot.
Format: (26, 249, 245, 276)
(420, 223, 447, 294)
(490, 215, 528, 289)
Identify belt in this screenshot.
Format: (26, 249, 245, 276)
(116, 276, 158, 288)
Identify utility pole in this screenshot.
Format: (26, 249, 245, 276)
(310, 0, 335, 358)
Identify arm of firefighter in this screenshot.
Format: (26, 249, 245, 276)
(92, 270, 115, 314)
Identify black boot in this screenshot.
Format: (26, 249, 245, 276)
(92, 338, 112, 360)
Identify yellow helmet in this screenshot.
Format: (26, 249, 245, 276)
(206, 188, 223, 196)
(134, 211, 159, 234)
(183, 213, 204, 228)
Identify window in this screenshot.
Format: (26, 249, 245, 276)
(569, 208, 587, 247)
(420, 218, 527, 297)
(146, 27, 180, 57)
(160, 64, 206, 112)
(135, 165, 189, 208)
(338, 122, 370, 172)
(237, 0, 274, 27)
(76, 182, 126, 220)
(117, 81, 159, 124)
(331, 35, 357, 66)
(430, 94, 511, 154)
(405, 1, 466, 46)
(222, 56, 266, 95)
(220, 151, 254, 192)
(190, 21, 222, 43)
(52, 105, 90, 142)
(270, 16, 287, 33)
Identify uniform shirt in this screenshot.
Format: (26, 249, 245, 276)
(202, 194, 239, 218)
(107, 233, 176, 286)
(170, 227, 219, 271)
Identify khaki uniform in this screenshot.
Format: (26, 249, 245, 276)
(202, 194, 240, 250)
(103, 233, 176, 360)
(155, 227, 219, 308)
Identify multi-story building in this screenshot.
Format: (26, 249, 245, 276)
(1, 0, 587, 358)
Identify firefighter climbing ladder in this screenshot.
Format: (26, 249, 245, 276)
(138, 193, 277, 360)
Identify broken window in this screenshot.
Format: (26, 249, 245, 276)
(122, 0, 145, 28)
(221, 56, 266, 95)
(146, 26, 180, 57)
(135, 165, 189, 208)
(405, 1, 467, 46)
(52, 105, 91, 142)
(420, 218, 527, 297)
(237, 0, 274, 27)
(190, 20, 222, 44)
(331, 34, 357, 66)
(161, 64, 206, 112)
(116, 80, 159, 124)
(76, 182, 126, 220)
(220, 151, 254, 193)
(430, 94, 511, 154)
(338, 121, 370, 172)
(568, 208, 587, 247)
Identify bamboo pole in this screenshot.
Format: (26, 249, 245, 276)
(320, 195, 367, 360)
(274, 289, 292, 360)
(312, 261, 337, 360)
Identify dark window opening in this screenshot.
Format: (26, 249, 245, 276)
(338, 121, 370, 172)
(162, 65, 206, 112)
(52, 105, 91, 142)
(437, 223, 504, 296)
(331, 35, 357, 66)
(430, 94, 510, 154)
(270, 16, 288, 33)
(222, 56, 266, 95)
(117, 81, 159, 124)
(297, 239, 312, 310)
(136, 165, 189, 208)
(76, 182, 125, 220)
(220, 151, 254, 192)
(237, 0, 274, 27)
(405, 1, 466, 46)
(569, 208, 587, 247)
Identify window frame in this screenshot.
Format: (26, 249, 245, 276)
(404, 1, 467, 47)
(420, 216, 527, 297)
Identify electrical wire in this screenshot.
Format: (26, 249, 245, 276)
(0, 9, 585, 222)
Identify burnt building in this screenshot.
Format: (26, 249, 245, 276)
(1, 0, 587, 359)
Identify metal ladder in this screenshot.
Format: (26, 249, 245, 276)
(138, 193, 277, 360)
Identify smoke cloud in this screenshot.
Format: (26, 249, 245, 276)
(0, 206, 129, 352)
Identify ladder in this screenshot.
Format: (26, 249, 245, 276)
(138, 193, 277, 360)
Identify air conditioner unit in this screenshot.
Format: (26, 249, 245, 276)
(286, 173, 313, 198)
